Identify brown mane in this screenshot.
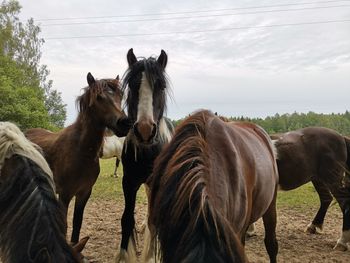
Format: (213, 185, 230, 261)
(149, 110, 247, 262)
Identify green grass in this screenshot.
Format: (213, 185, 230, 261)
(276, 183, 320, 211)
(91, 159, 147, 204)
(94, 159, 322, 211)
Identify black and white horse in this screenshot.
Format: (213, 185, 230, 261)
(99, 135, 125, 177)
(0, 122, 89, 263)
(116, 49, 173, 262)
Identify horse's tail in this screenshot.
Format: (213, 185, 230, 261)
(149, 110, 246, 263)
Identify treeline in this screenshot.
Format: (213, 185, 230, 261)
(0, 0, 66, 130)
(232, 111, 350, 135)
(172, 111, 350, 135)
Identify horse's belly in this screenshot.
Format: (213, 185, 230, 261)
(250, 168, 278, 222)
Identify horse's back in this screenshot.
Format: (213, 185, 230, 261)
(25, 128, 59, 153)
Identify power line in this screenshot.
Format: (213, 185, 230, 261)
(36, 0, 350, 22)
(41, 4, 350, 27)
(44, 19, 350, 40)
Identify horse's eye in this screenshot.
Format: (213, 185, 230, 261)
(107, 89, 114, 95)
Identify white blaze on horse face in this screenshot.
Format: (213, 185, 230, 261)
(137, 72, 154, 123)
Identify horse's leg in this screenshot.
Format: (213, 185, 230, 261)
(331, 187, 350, 251)
(116, 176, 139, 262)
(246, 223, 257, 237)
(71, 189, 92, 244)
(59, 192, 73, 236)
(113, 158, 120, 178)
(305, 179, 333, 234)
(262, 189, 278, 263)
(318, 157, 350, 251)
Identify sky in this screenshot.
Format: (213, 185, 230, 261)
(18, 0, 350, 125)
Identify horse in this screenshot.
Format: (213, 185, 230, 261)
(0, 122, 89, 263)
(272, 127, 350, 251)
(148, 110, 279, 263)
(116, 48, 174, 262)
(25, 73, 131, 244)
(99, 134, 125, 177)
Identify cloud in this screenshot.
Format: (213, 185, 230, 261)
(18, 0, 350, 124)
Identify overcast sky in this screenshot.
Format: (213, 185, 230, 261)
(18, 0, 350, 125)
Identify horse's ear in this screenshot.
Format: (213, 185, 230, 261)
(127, 48, 137, 67)
(116, 75, 120, 81)
(73, 236, 90, 253)
(157, 50, 168, 69)
(87, 72, 95, 86)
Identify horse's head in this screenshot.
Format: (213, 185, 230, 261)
(122, 48, 168, 145)
(77, 73, 132, 137)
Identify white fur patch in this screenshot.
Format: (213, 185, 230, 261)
(305, 222, 323, 234)
(115, 237, 137, 263)
(0, 122, 54, 191)
(101, 136, 125, 160)
(159, 118, 172, 144)
(334, 230, 350, 251)
(137, 72, 154, 123)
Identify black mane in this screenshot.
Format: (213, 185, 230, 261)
(0, 155, 78, 263)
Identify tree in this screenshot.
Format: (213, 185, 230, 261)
(0, 0, 66, 128)
(0, 56, 51, 129)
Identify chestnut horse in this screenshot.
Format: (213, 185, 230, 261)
(25, 73, 131, 244)
(148, 110, 279, 263)
(0, 122, 89, 263)
(116, 49, 174, 262)
(273, 127, 350, 251)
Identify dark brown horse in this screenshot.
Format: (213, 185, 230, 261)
(148, 110, 279, 263)
(0, 122, 89, 263)
(25, 73, 131, 244)
(272, 127, 350, 251)
(116, 49, 174, 262)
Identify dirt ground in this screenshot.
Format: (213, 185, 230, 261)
(68, 200, 350, 263)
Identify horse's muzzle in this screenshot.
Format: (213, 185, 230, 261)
(110, 117, 133, 137)
(133, 120, 157, 143)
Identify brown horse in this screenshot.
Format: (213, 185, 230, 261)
(148, 110, 279, 263)
(273, 127, 350, 251)
(0, 122, 89, 263)
(25, 73, 131, 244)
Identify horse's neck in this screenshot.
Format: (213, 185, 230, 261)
(74, 115, 105, 155)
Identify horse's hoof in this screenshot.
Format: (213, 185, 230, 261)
(246, 231, 257, 237)
(333, 242, 348, 251)
(305, 223, 323, 234)
(246, 223, 256, 237)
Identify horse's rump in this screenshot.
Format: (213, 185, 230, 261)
(275, 127, 348, 190)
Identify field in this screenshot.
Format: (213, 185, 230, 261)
(68, 159, 350, 262)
